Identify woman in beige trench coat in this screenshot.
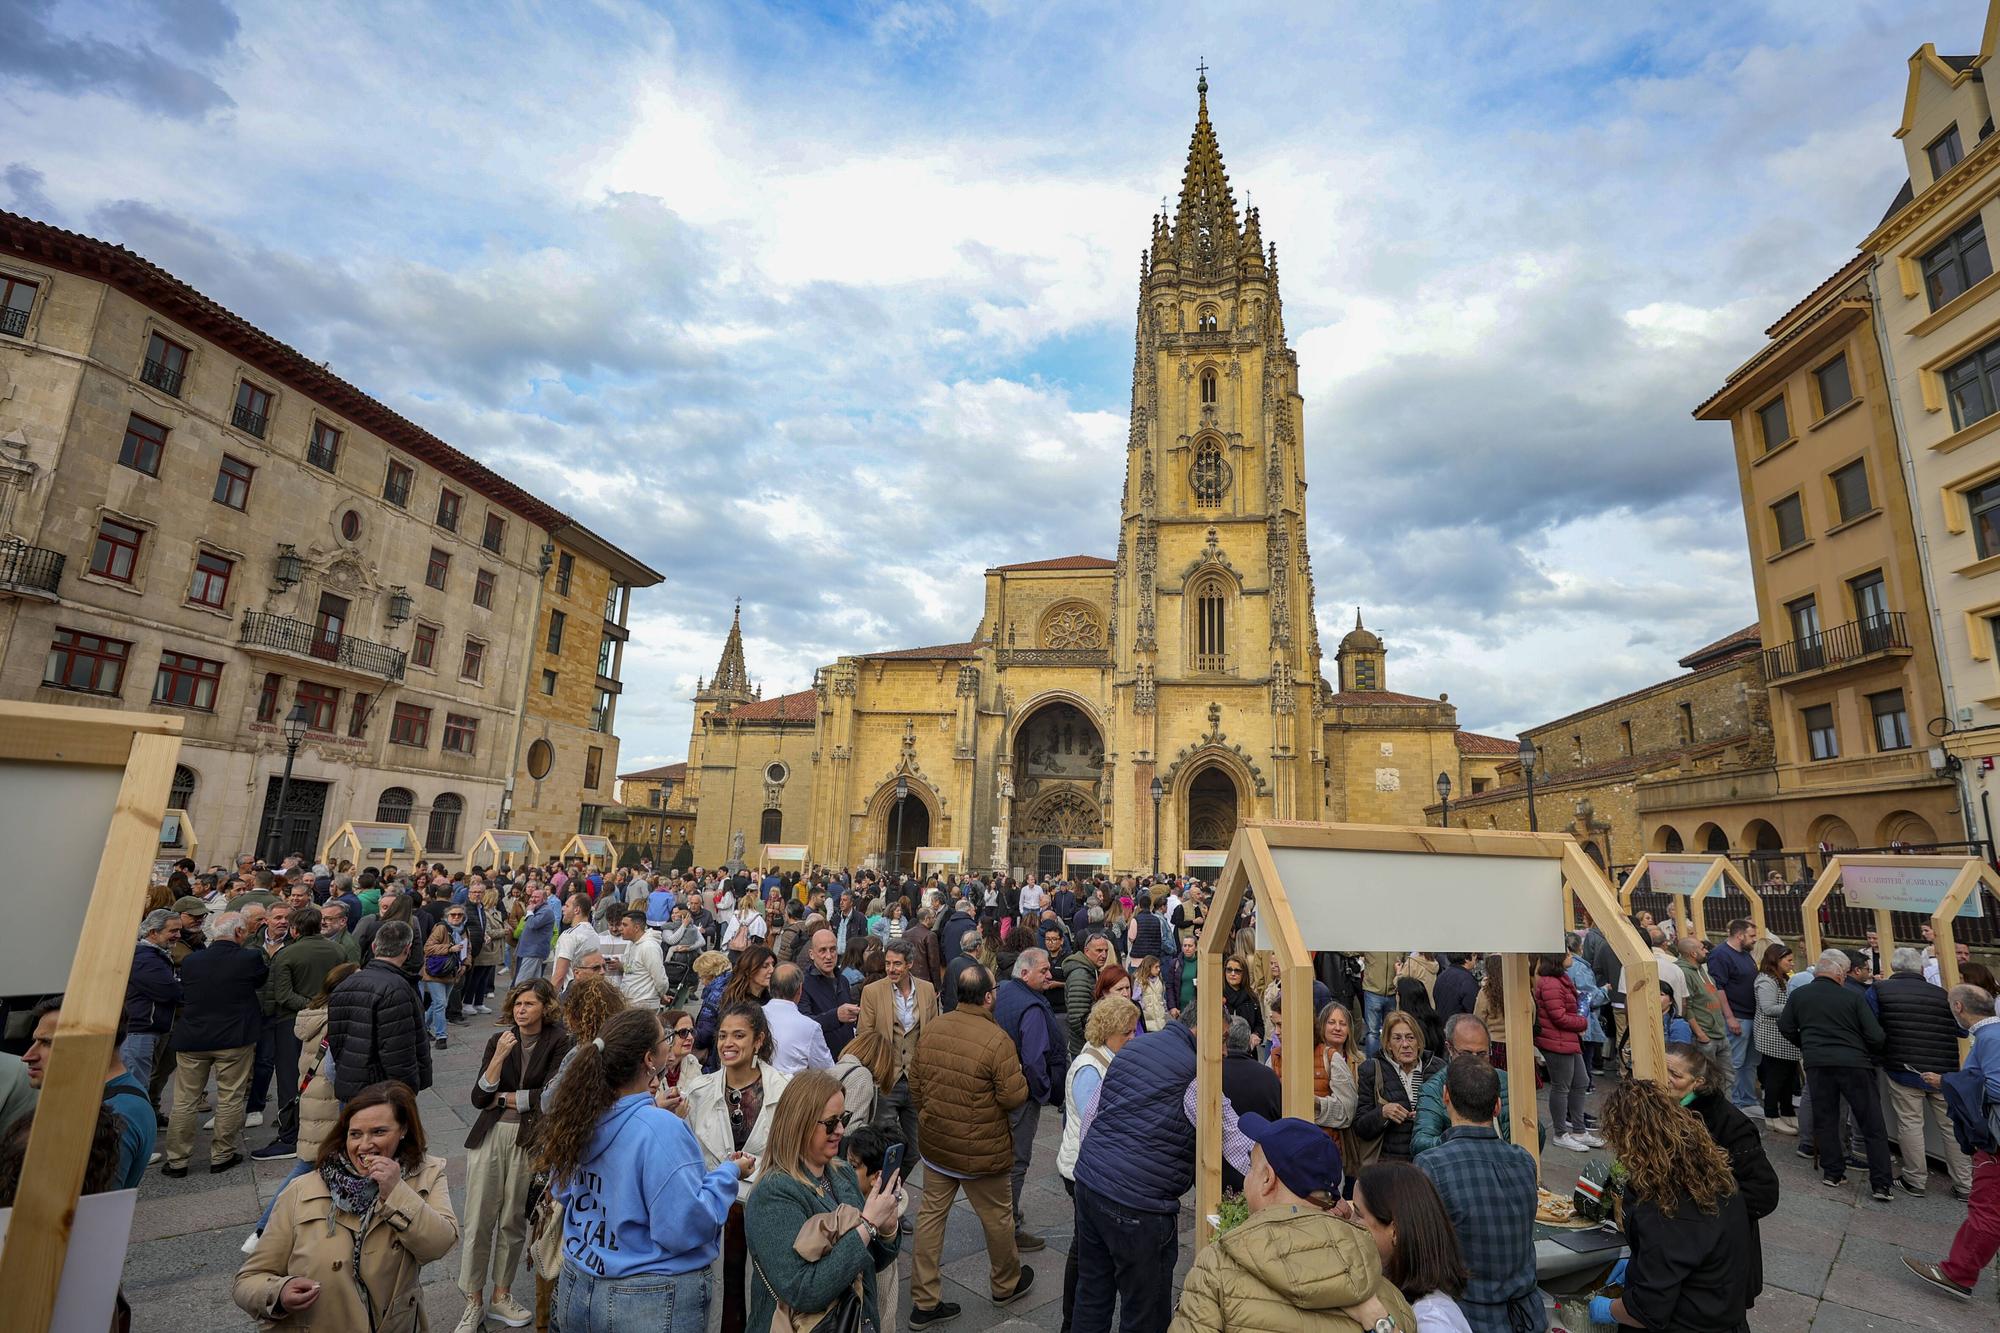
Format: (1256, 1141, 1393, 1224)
(235, 1080, 459, 1331)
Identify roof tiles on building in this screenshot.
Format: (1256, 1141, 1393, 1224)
(725, 688, 817, 722)
(1678, 624, 1761, 670)
(1455, 731, 1519, 755)
(618, 761, 687, 783)
(1324, 689, 1449, 707)
(861, 641, 984, 660)
(991, 555, 1117, 572)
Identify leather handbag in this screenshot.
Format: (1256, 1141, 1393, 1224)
(526, 1172, 565, 1281)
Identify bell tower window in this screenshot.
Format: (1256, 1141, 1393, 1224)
(1197, 307, 1219, 333)
(1193, 575, 1228, 672)
(1200, 369, 1217, 404)
(1190, 439, 1227, 509)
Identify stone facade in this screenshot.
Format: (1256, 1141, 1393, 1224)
(0, 212, 657, 867)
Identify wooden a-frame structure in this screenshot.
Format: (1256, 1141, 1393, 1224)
(1618, 852, 1769, 942)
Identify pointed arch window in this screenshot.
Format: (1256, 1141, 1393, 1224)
(1200, 368, 1217, 404)
(1191, 439, 1227, 509)
(1197, 307, 1219, 333)
(1193, 574, 1228, 672)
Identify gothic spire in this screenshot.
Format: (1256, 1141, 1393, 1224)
(708, 599, 751, 701)
(1174, 67, 1239, 258)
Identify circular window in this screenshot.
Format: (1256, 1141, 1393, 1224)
(339, 509, 361, 541)
(526, 739, 554, 780)
(765, 761, 789, 785)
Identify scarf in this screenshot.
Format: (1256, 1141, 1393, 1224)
(320, 1152, 381, 1217)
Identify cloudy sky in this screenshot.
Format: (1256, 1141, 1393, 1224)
(2, 0, 1970, 768)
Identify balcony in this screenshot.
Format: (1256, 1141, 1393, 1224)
(241, 611, 406, 682)
(139, 357, 184, 396)
(231, 403, 268, 438)
(1762, 612, 1909, 682)
(383, 478, 410, 508)
(0, 537, 63, 599)
(306, 440, 339, 472)
(1, 306, 26, 338)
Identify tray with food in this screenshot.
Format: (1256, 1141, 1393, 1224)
(1536, 1186, 1596, 1228)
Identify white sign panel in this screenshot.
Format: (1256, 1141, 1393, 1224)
(1064, 849, 1112, 868)
(1646, 859, 1715, 896)
(1181, 850, 1229, 869)
(1259, 846, 1566, 953)
(0, 1187, 137, 1333)
(1842, 863, 1983, 919)
(762, 843, 808, 862)
(916, 846, 963, 866)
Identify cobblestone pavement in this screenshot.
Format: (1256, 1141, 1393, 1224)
(120, 1025, 1996, 1332)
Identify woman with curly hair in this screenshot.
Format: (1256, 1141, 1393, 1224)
(1664, 1041, 1779, 1310)
(1592, 1079, 1753, 1332)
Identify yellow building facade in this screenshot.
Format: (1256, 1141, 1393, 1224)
(686, 83, 1493, 878)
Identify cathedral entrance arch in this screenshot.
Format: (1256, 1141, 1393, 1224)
(1184, 766, 1239, 881)
(867, 777, 937, 879)
(1009, 699, 1106, 874)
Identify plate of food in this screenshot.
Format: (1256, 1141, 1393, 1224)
(1536, 1187, 1594, 1227)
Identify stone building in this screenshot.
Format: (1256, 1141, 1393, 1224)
(0, 211, 655, 866)
(682, 82, 1498, 878)
(606, 761, 697, 867)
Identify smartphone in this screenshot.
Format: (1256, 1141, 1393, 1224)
(880, 1141, 905, 1186)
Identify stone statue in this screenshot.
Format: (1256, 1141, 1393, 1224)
(727, 829, 746, 872)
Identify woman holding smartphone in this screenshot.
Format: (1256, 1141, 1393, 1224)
(680, 1003, 791, 1333)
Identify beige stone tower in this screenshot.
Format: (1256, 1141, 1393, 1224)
(685, 600, 752, 820)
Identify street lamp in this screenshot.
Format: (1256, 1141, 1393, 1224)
(1435, 771, 1452, 828)
(266, 701, 310, 863)
(893, 774, 909, 878)
(1150, 776, 1164, 875)
(1517, 734, 1538, 833)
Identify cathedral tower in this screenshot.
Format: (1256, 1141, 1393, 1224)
(685, 600, 753, 816)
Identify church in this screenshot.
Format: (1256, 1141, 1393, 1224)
(682, 79, 1512, 879)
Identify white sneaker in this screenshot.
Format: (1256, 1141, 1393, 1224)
(240, 1230, 262, 1256)
(245, 1111, 264, 1128)
(453, 1301, 485, 1333)
(202, 1115, 215, 1131)
(1552, 1133, 1590, 1152)
(1576, 1131, 1607, 1148)
(486, 1293, 533, 1327)
(148, 1151, 163, 1165)
(1740, 1104, 1766, 1119)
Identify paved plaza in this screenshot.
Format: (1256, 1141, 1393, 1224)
(119, 1022, 1996, 1333)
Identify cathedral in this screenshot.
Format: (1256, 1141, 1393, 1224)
(682, 78, 1511, 879)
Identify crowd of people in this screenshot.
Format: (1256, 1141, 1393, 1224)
(1, 850, 1996, 1332)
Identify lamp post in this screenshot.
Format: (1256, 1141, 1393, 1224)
(893, 774, 909, 878)
(1435, 771, 1452, 828)
(1517, 735, 1538, 833)
(1150, 775, 1164, 875)
(266, 702, 310, 864)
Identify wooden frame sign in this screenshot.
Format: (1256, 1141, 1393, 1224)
(469, 827, 542, 871)
(323, 819, 422, 869)
(0, 702, 184, 1331)
(1618, 853, 1767, 942)
(154, 807, 199, 884)
(1197, 821, 1665, 1249)
(562, 832, 617, 869)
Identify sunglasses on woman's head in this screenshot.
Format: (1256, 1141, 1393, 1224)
(816, 1111, 854, 1134)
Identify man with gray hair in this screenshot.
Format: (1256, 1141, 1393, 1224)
(1781, 946, 1893, 1198)
(1873, 946, 1973, 1197)
(123, 907, 183, 1093)
(765, 962, 833, 1073)
(325, 918, 431, 1102)
(1901, 984, 2000, 1298)
(1220, 1014, 1282, 1192)
(161, 910, 266, 1176)
(994, 945, 1067, 1250)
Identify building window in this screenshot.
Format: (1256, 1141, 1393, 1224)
(1352, 658, 1377, 691)
(389, 703, 431, 748)
(376, 786, 414, 823)
(1929, 123, 1965, 179)
(555, 551, 573, 595)
(443, 713, 479, 755)
(1830, 459, 1872, 522)
(585, 746, 604, 789)
(89, 516, 143, 582)
(547, 609, 566, 654)
(460, 636, 485, 682)
(1814, 354, 1853, 415)
(339, 509, 362, 542)
(232, 381, 272, 438)
(169, 763, 197, 810)
(649, 788, 663, 809)
(141, 332, 189, 396)
(423, 547, 449, 590)
(1190, 439, 1227, 508)
(473, 568, 495, 609)
(1197, 307, 1218, 333)
(760, 807, 783, 844)
(306, 420, 341, 472)
(152, 651, 222, 711)
(578, 804, 602, 835)
(1803, 703, 1839, 760)
(435, 487, 461, 531)
(590, 689, 612, 732)
(383, 459, 413, 507)
(482, 512, 506, 554)
(604, 583, 622, 621)
(44, 627, 130, 695)
(427, 793, 464, 853)
(349, 692, 371, 739)
(1620, 720, 1634, 755)
(1678, 700, 1695, 743)
(1193, 575, 1227, 671)
(1850, 569, 1890, 627)
(1971, 478, 2000, 558)
(411, 621, 439, 670)
(187, 550, 233, 609)
(119, 413, 168, 476)
(296, 680, 340, 732)
(0, 275, 36, 337)
(541, 669, 558, 695)
(1925, 216, 1995, 312)
(257, 671, 282, 723)
(213, 455, 254, 510)
(1786, 595, 1823, 668)
(1770, 493, 1807, 551)
(598, 634, 615, 676)
(1756, 395, 1791, 452)
(1200, 369, 1217, 404)
(1868, 689, 1912, 751)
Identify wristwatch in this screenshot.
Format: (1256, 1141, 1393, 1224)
(1373, 1319, 1401, 1333)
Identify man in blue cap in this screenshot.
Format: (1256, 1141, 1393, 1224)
(1170, 1114, 1415, 1333)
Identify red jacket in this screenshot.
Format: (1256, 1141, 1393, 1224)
(1532, 973, 1587, 1054)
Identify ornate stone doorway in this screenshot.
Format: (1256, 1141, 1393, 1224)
(1009, 700, 1106, 873)
(1186, 766, 1239, 850)
(883, 792, 930, 878)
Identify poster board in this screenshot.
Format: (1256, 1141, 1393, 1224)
(913, 846, 960, 872)
(1801, 854, 1993, 1056)
(1618, 854, 1767, 942)
(154, 808, 199, 884)
(1180, 849, 1229, 873)
(323, 820, 421, 869)
(1062, 848, 1111, 875)
(763, 843, 809, 864)
(562, 832, 617, 870)
(1196, 821, 1664, 1250)
(468, 827, 542, 871)
(0, 702, 182, 1332)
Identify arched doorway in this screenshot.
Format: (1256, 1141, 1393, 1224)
(1877, 810, 1938, 847)
(883, 791, 930, 878)
(1009, 699, 1106, 873)
(1696, 822, 1729, 854)
(1186, 766, 1239, 850)
(1652, 826, 1685, 854)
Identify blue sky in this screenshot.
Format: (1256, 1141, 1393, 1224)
(0, 0, 1974, 771)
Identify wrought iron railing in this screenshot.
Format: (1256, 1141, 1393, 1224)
(140, 357, 184, 396)
(241, 611, 406, 681)
(1762, 613, 1907, 680)
(0, 538, 63, 595)
(306, 440, 339, 471)
(1, 306, 27, 338)
(232, 403, 268, 438)
(383, 478, 410, 507)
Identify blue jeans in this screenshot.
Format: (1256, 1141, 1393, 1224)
(1727, 1026, 1758, 1106)
(1362, 991, 1394, 1057)
(557, 1262, 710, 1333)
(1071, 1182, 1176, 1333)
(120, 1032, 159, 1093)
(423, 980, 449, 1040)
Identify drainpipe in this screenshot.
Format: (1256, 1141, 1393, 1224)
(500, 539, 556, 830)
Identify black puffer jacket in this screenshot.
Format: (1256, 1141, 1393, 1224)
(1873, 972, 1962, 1074)
(1688, 1089, 1779, 1307)
(326, 959, 432, 1102)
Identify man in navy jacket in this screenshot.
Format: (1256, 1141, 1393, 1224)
(161, 910, 267, 1175)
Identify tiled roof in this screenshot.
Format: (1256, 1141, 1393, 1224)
(1528, 649, 1760, 735)
(1678, 624, 1761, 669)
(1325, 689, 1450, 707)
(991, 555, 1116, 572)
(618, 761, 686, 783)
(725, 688, 817, 722)
(1455, 731, 1519, 755)
(862, 641, 984, 660)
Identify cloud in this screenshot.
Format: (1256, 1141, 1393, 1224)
(0, 0, 234, 119)
(3, 163, 58, 220)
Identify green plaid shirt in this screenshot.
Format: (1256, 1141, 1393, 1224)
(1416, 1125, 1545, 1333)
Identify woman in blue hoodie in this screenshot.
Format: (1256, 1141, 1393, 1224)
(536, 1007, 750, 1332)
